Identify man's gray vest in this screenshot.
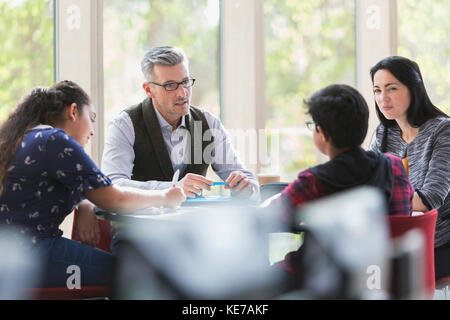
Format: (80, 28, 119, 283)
(125, 98, 213, 182)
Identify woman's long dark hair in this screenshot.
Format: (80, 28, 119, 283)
(0, 80, 90, 195)
(370, 56, 448, 152)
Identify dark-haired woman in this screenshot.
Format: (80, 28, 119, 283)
(370, 56, 450, 281)
(0, 81, 185, 289)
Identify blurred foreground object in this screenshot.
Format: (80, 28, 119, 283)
(0, 227, 42, 299)
(289, 187, 392, 299)
(114, 207, 285, 299)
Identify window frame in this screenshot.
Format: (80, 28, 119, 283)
(55, 0, 104, 163)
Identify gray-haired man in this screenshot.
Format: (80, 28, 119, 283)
(101, 46, 259, 199)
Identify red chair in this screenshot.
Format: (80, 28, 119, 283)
(387, 209, 438, 299)
(24, 209, 114, 300)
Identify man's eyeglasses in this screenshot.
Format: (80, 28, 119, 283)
(148, 78, 196, 91)
(305, 121, 317, 131)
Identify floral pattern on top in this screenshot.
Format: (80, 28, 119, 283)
(0, 127, 111, 246)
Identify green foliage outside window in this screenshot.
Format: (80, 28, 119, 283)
(264, 0, 356, 181)
(397, 0, 450, 115)
(103, 0, 220, 121)
(0, 0, 53, 122)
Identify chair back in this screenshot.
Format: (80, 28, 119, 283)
(387, 209, 438, 298)
(260, 182, 289, 202)
(95, 219, 113, 252)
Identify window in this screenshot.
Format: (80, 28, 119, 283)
(397, 0, 450, 115)
(0, 0, 54, 122)
(264, 0, 356, 181)
(103, 0, 221, 194)
(103, 0, 221, 137)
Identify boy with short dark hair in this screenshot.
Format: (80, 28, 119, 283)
(264, 84, 413, 280)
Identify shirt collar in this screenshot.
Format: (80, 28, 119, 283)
(152, 103, 187, 130)
(31, 124, 53, 130)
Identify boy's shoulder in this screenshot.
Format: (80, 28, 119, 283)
(381, 153, 407, 177)
(382, 152, 401, 162)
(288, 169, 318, 190)
(371, 151, 403, 169)
(284, 168, 321, 194)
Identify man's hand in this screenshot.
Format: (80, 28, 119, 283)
(178, 173, 213, 198)
(162, 187, 186, 208)
(74, 200, 100, 247)
(225, 171, 254, 197)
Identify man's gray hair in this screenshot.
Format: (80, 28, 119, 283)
(141, 46, 189, 81)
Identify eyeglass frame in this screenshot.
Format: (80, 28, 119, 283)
(147, 78, 196, 91)
(305, 120, 318, 132)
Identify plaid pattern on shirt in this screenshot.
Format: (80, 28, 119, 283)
(276, 153, 413, 222)
(385, 153, 414, 216)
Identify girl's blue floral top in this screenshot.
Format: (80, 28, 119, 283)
(0, 126, 111, 245)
